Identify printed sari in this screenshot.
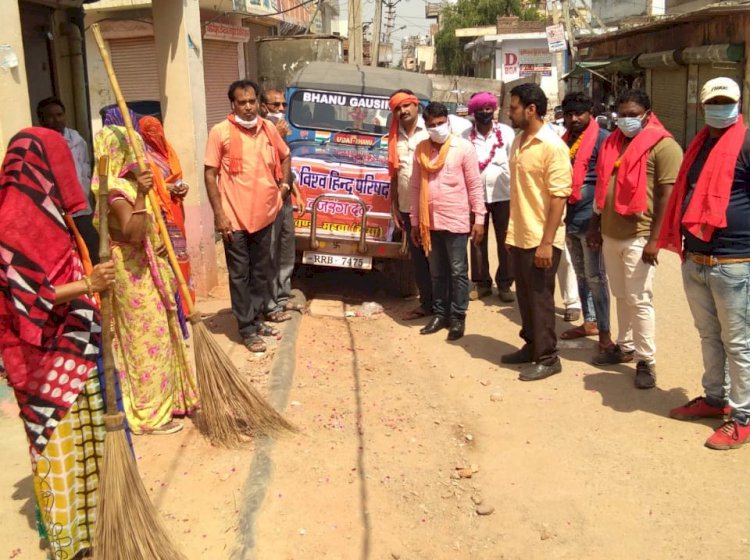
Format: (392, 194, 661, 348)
(0, 128, 105, 559)
(139, 116, 195, 309)
(92, 126, 199, 434)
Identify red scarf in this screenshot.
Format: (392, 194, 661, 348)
(227, 114, 285, 180)
(658, 118, 747, 255)
(594, 114, 672, 215)
(388, 93, 420, 176)
(563, 117, 599, 203)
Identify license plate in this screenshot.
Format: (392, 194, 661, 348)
(302, 251, 372, 270)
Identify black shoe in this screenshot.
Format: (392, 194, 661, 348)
(593, 344, 635, 365)
(501, 345, 533, 364)
(634, 360, 656, 389)
(447, 317, 465, 341)
(420, 316, 447, 335)
(498, 288, 515, 303)
(519, 359, 562, 381)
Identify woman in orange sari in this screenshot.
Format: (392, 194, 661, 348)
(139, 116, 194, 307)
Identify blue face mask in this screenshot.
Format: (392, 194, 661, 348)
(704, 103, 739, 129)
(617, 114, 646, 138)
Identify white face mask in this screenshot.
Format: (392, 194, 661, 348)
(267, 111, 284, 123)
(235, 115, 258, 129)
(428, 122, 451, 144)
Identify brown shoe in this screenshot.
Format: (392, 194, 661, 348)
(593, 344, 634, 365)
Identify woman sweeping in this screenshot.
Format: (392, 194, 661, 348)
(93, 124, 199, 435)
(0, 128, 116, 558)
(138, 115, 195, 309)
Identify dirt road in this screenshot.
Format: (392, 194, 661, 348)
(2, 252, 750, 559)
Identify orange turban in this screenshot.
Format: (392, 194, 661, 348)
(388, 93, 420, 176)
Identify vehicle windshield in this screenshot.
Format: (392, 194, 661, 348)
(289, 89, 392, 134)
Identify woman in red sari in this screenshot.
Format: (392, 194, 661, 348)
(0, 128, 116, 558)
(138, 116, 194, 307)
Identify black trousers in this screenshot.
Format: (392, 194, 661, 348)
(510, 246, 561, 365)
(73, 214, 100, 265)
(223, 224, 274, 339)
(469, 201, 513, 290)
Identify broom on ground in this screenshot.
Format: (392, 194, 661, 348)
(94, 155, 187, 560)
(91, 24, 294, 447)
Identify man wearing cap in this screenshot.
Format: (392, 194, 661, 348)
(464, 91, 516, 303)
(587, 89, 683, 389)
(659, 77, 750, 450)
(388, 89, 432, 320)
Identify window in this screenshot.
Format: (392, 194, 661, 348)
(289, 89, 392, 134)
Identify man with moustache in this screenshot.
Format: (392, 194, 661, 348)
(205, 80, 292, 354)
(388, 89, 432, 320)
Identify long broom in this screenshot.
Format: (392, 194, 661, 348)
(94, 156, 187, 560)
(91, 24, 294, 447)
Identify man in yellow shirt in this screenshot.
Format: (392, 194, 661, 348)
(502, 83, 573, 381)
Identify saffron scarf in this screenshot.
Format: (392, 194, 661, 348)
(388, 92, 420, 176)
(594, 114, 672, 215)
(658, 118, 747, 254)
(562, 117, 599, 204)
(415, 136, 452, 255)
(227, 114, 285, 180)
(137, 117, 176, 221)
(0, 128, 100, 451)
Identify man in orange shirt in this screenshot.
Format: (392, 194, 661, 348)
(205, 79, 292, 353)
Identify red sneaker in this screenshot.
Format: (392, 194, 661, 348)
(669, 397, 730, 421)
(705, 420, 750, 450)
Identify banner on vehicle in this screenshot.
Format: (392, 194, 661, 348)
(293, 157, 393, 242)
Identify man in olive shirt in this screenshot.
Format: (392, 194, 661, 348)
(502, 83, 572, 381)
(588, 89, 683, 389)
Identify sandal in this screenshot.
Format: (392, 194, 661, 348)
(140, 421, 183, 435)
(257, 323, 280, 337)
(561, 322, 599, 340)
(401, 306, 431, 321)
(266, 310, 292, 323)
(243, 334, 267, 353)
(284, 301, 305, 312)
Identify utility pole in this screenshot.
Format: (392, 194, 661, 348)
(371, 0, 382, 66)
(550, 1, 565, 104)
(561, 0, 577, 65)
(348, 0, 363, 64)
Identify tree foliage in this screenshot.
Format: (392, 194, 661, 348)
(435, 0, 542, 75)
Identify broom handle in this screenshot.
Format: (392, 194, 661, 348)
(96, 156, 118, 416)
(91, 23, 197, 318)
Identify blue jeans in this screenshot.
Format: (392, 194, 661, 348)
(682, 259, 750, 425)
(566, 231, 611, 332)
(427, 231, 469, 319)
(401, 212, 433, 312)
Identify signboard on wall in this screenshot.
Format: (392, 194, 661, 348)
(519, 48, 552, 77)
(204, 22, 251, 42)
(545, 24, 566, 53)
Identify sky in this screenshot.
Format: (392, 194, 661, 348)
(335, 0, 436, 63)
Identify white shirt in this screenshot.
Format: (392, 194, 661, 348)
(395, 116, 429, 213)
(448, 114, 472, 137)
(64, 127, 92, 216)
(467, 122, 515, 203)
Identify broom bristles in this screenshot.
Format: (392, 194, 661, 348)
(192, 321, 295, 447)
(95, 414, 187, 560)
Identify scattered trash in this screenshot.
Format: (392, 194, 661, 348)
(490, 392, 503, 402)
(0, 45, 19, 70)
(476, 504, 495, 516)
(298, 528, 307, 536)
(358, 301, 384, 317)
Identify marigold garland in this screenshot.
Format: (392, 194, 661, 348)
(471, 126, 504, 172)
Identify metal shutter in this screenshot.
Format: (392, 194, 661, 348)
(203, 40, 240, 131)
(108, 37, 160, 102)
(651, 67, 688, 147)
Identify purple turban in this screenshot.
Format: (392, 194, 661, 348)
(467, 91, 498, 115)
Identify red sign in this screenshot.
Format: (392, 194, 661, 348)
(293, 157, 393, 241)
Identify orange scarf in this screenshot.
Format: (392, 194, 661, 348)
(562, 117, 600, 204)
(227, 114, 285, 180)
(388, 93, 420, 176)
(658, 118, 747, 255)
(415, 137, 452, 255)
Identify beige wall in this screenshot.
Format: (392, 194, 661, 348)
(0, 1, 32, 158)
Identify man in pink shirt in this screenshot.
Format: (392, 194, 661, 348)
(410, 102, 485, 340)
